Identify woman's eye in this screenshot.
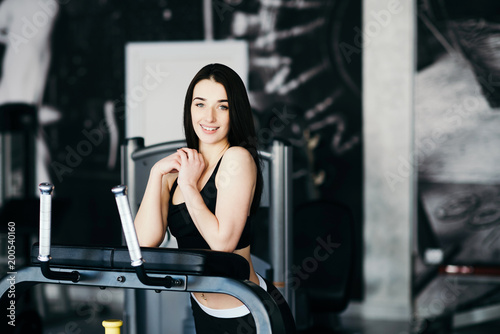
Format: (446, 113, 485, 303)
(195, 103, 204, 108)
(219, 105, 229, 110)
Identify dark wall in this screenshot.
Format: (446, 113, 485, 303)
(44, 0, 205, 246)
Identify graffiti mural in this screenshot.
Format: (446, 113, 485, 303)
(415, 0, 500, 328)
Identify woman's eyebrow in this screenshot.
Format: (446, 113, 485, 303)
(193, 97, 228, 103)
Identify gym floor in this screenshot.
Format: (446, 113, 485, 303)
(297, 317, 500, 334)
(43, 316, 500, 334)
(41, 306, 500, 334)
(13, 280, 497, 334)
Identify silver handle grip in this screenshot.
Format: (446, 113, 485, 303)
(38, 182, 54, 262)
(112, 185, 144, 266)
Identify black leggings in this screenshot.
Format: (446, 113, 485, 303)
(190, 278, 296, 334)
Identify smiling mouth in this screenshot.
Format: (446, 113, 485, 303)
(200, 124, 219, 131)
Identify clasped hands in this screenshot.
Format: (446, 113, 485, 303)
(154, 148, 205, 189)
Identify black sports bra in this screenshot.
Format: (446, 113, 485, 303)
(167, 157, 252, 250)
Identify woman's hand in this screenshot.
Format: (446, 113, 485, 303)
(176, 148, 205, 189)
(152, 151, 182, 175)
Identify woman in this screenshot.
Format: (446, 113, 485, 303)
(134, 63, 295, 333)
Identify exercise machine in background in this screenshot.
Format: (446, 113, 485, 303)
(0, 182, 287, 334)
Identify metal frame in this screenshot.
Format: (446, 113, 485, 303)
(261, 140, 294, 310)
(454, 303, 500, 329)
(0, 104, 37, 204)
(441, 274, 500, 329)
(0, 177, 287, 333)
(0, 265, 285, 333)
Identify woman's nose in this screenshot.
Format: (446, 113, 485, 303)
(205, 107, 216, 122)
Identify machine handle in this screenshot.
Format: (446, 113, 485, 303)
(38, 182, 53, 262)
(37, 183, 80, 282)
(112, 185, 183, 288)
(112, 185, 144, 266)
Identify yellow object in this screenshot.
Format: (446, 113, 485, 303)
(102, 319, 123, 334)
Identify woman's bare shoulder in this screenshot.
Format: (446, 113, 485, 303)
(219, 147, 256, 175)
(224, 146, 254, 161)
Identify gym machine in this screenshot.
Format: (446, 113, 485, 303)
(0, 182, 287, 333)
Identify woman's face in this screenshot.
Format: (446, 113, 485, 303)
(191, 79, 230, 147)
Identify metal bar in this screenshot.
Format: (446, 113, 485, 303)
(270, 140, 285, 294)
(37, 182, 80, 282)
(112, 185, 143, 267)
(130, 140, 185, 161)
(24, 117, 36, 198)
(258, 150, 273, 161)
(0, 267, 284, 334)
(439, 275, 500, 285)
(283, 143, 294, 314)
(187, 276, 286, 333)
(203, 0, 214, 41)
(0, 267, 187, 293)
(120, 138, 143, 334)
(121, 137, 144, 216)
(0, 134, 4, 207)
(453, 303, 500, 329)
(4, 134, 12, 198)
(38, 183, 54, 261)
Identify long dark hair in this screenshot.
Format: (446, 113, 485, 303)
(183, 63, 263, 214)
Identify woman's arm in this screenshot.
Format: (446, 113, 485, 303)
(177, 147, 256, 252)
(134, 152, 181, 247)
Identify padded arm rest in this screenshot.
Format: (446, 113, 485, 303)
(131, 140, 185, 161)
(31, 244, 250, 280)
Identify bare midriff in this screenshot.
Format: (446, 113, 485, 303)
(192, 245, 260, 309)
